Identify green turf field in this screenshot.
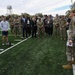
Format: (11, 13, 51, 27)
(0, 36, 73, 75)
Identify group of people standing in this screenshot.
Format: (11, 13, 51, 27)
(0, 14, 71, 45)
(9, 15, 54, 38)
(20, 15, 54, 38)
(1, 12, 75, 71)
(20, 14, 71, 40)
(0, 15, 54, 45)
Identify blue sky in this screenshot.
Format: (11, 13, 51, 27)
(0, 0, 74, 16)
(52, 5, 71, 11)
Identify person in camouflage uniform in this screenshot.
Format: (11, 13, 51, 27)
(13, 17, 20, 37)
(37, 17, 44, 38)
(63, 9, 75, 69)
(53, 14, 60, 36)
(9, 16, 14, 34)
(43, 15, 48, 34)
(60, 15, 67, 40)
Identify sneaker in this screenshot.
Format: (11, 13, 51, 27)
(6, 42, 9, 45)
(2, 43, 4, 46)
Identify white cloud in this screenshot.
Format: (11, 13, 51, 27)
(0, 0, 74, 16)
(0, 8, 7, 15)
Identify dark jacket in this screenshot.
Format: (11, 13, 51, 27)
(31, 20, 37, 30)
(21, 18, 27, 28)
(47, 19, 53, 28)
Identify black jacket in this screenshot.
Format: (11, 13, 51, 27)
(21, 18, 27, 28)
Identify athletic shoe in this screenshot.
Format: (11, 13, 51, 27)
(2, 43, 4, 46)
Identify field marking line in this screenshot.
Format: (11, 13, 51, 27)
(14, 39, 23, 41)
(0, 49, 4, 51)
(0, 36, 31, 54)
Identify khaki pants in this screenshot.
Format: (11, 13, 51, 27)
(54, 26, 60, 36)
(60, 27, 67, 38)
(38, 27, 44, 37)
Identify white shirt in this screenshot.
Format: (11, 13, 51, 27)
(0, 20, 10, 31)
(27, 20, 30, 24)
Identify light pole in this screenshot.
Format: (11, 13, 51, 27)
(7, 5, 12, 15)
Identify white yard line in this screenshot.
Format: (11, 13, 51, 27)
(14, 39, 23, 41)
(0, 36, 31, 54)
(0, 49, 4, 51)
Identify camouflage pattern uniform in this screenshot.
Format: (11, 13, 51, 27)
(66, 16, 75, 61)
(60, 16, 67, 40)
(13, 18, 20, 37)
(9, 18, 14, 34)
(53, 15, 60, 36)
(62, 8, 75, 70)
(37, 18, 44, 38)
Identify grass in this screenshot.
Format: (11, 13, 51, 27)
(0, 36, 73, 75)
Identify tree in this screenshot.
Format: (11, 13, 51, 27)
(70, 2, 75, 10)
(23, 13, 30, 18)
(65, 10, 70, 17)
(65, 2, 75, 17)
(35, 13, 43, 18)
